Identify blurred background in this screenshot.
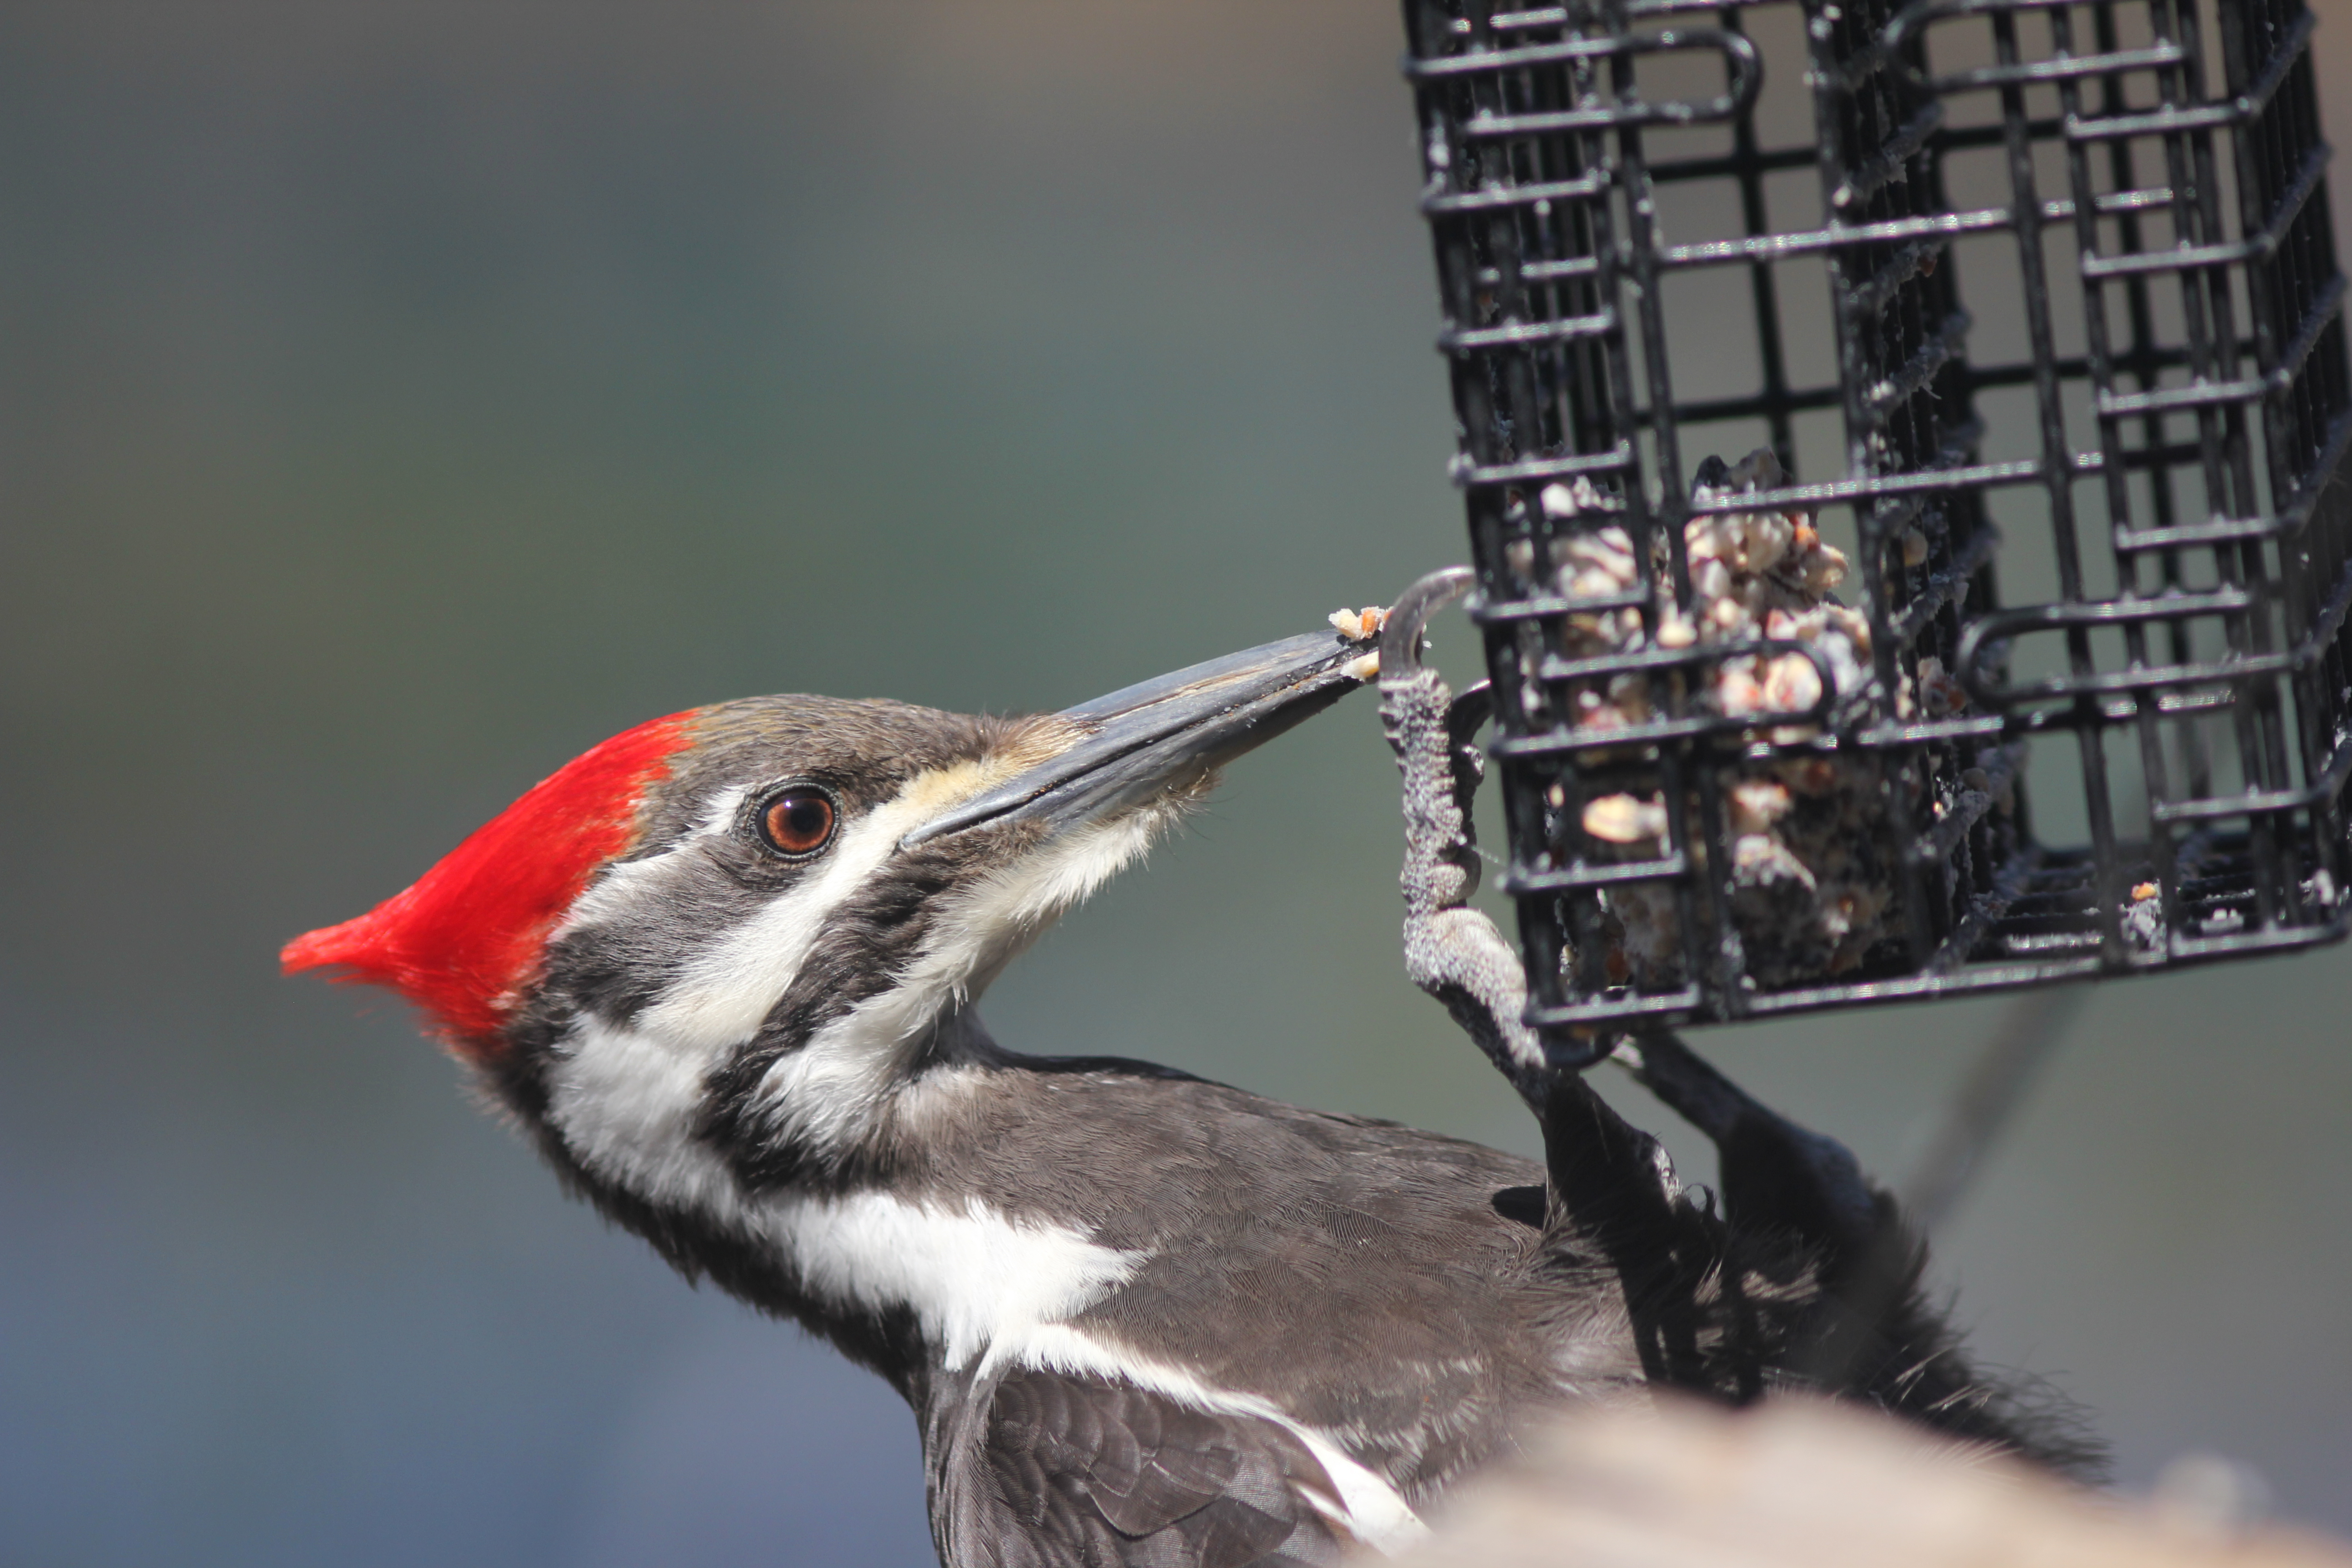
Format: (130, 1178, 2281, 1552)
(5, 1, 2351, 1563)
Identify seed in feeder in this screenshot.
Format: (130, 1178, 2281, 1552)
(1752, 517, 1796, 574)
(2131, 881, 2159, 902)
(1691, 556, 1733, 603)
(1607, 673, 1655, 725)
(1567, 448, 1988, 990)
(1717, 666, 1766, 717)
(1541, 476, 1608, 518)
(1916, 655, 1970, 717)
(1763, 653, 1823, 714)
(1794, 541, 1850, 595)
(1577, 697, 1627, 733)
(1732, 831, 1812, 885)
(1560, 527, 1638, 586)
(1784, 757, 1842, 796)
(1727, 778, 1793, 835)
(1583, 794, 1669, 845)
(1343, 652, 1382, 682)
(1328, 606, 1387, 642)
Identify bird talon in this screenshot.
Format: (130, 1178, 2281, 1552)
(1445, 679, 1493, 818)
(1380, 570, 1549, 1100)
(1377, 565, 1476, 681)
(1446, 680, 1494, 751)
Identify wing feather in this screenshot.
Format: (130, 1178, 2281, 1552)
(959, 1368, 1347, 1568)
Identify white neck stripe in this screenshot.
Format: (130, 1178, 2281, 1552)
(747, 807, 1170, 1156)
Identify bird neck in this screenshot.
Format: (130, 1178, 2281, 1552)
(531, 986, 995, 1202)
(527, 1000, 1156, 1394)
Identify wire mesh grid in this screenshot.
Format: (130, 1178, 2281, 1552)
(1401, 0, 2352, 1051)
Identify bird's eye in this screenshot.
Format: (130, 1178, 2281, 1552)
(756, 788, 838, 857)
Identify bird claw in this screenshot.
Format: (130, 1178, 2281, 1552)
(1377, 567, 1490, 911)
(1443, 681, 1493, 814)
(1378, 568, 1550, 1102)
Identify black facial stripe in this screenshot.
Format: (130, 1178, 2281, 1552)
(695, 841, 992, 1190)
(539, 923, 677, 1029)
(529, 847, 782, 1033)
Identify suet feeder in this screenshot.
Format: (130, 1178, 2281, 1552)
(1401, 0, 2352, 1049)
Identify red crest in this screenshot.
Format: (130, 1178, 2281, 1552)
(282, 711, 698, 1050)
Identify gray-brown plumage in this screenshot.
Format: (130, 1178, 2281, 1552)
(285, 597, 2093, 1568)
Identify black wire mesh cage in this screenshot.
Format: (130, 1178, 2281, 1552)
(1400, 0, 2352, 1050)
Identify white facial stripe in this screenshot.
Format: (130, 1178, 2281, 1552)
(690, 783, 755, 836)
(922, 804, 1176, 1003)
(749, 806, 1173, 1154)
(625, 760, 1012, 1054)
(635, 807, 904, 1051)
(550, 783, 754, 941)
(553, 750, 1180, 1190)
(1006, 1325, 1430, 1553)
(772, 1192, 1138, 1372)
(545, 1015, 748, 1222)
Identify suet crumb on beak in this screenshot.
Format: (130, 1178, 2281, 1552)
(1331, 606, 1387, 681)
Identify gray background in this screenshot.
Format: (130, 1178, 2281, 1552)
(5, 2, 2349, 1563)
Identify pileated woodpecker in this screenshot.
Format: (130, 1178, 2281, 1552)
(286, 571, 2089, 1567)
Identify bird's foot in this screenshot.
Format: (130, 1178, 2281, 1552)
(1377, 568, 1551, 1105)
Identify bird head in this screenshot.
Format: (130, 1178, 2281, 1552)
(284, 625, 1376, 1210)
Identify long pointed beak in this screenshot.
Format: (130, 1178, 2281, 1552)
(899, 622, 1380, 848)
